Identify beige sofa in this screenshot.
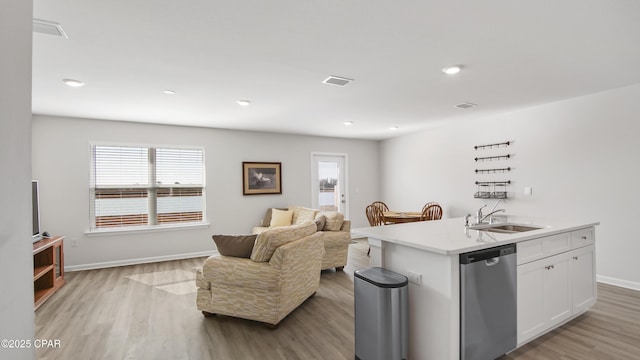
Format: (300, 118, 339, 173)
(252, 207, 351, 271)
(196, 222, 324, 326)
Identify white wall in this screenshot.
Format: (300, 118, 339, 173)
(32, 115, 378, 269)
(380, 83, 640, 289)
(0, 0, 35, 358)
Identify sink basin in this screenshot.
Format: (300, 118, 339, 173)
(469, 223, 543, 234)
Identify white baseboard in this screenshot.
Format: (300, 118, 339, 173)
(64, 250, 217, 272)
(597, 275, 640, 292)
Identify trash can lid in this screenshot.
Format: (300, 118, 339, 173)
(354, 267, 408, 288)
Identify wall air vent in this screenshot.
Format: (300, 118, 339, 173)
(323, 76, 353, 87)
(455, 102, 478, 109)
(33, 19, 68, 39)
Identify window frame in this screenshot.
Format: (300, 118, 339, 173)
(88, 142, 208, 234)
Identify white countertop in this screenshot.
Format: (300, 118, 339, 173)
(352, 215, 599, 255)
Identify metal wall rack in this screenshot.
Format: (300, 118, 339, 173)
(475, 167, 511, 174)
(473, 141, 512, 199)
(474, 141, 510, 150)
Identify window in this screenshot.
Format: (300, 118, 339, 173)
(90, 145, 205, 230)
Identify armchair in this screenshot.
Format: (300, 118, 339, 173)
(196, 222, 325, 326)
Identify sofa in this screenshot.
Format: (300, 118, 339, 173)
(196, 222, 325, 326)
(252, 206, 351, 271)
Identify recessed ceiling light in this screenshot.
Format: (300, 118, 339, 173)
(344, 121, 354, 126)
(389, 126, 399, 131)
(442, 65, 462, 75)
(163, 90, 176, 95)
(236, 100, 251, 106)
(62, 79, 85, 87)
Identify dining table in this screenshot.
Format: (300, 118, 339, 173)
(383, 211, 423, 224)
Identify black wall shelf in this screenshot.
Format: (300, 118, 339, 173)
(473, 140, 512, 199)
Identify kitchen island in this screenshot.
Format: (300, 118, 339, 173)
(352, 215, 599, 360)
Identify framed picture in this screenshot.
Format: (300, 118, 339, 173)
(242, 162, 282, 195)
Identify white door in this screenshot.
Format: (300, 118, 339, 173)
(311, 153, 347, 217)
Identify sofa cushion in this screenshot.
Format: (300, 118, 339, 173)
(261, 207, 289, 227)
(270, 208, 293, 228)
(251, 222, 317, 262)
(212, 234, 257, 258)
(314, 214, 326, 232)
(291, 206, 319, 225)
(321, 211, 345, 231)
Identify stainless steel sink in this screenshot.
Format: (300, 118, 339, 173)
(469, 223, 543, 234)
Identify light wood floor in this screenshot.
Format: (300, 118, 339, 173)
(36, 239, 640, 359)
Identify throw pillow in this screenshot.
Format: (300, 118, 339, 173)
(292, 206, 319, 225)
(314, 214, 326, 232)
(261, 207, 288, 227)
(270, 208, 293, 228)
(322, 212, 345, 231)
(212, 234, 257, 258)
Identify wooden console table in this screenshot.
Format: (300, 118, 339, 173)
(33, 236, 65, 310)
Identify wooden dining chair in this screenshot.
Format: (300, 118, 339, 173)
(370, 201, 390, 213)
(366, 204, 385, 227)
(421, 202, 443, 221)
(365, 205, 386, 256)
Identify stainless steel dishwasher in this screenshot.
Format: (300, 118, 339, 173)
(460, 243, 517, 360)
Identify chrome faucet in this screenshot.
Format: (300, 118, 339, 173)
(475, 199, 506, 225)
(475, 204, 487, 224)
(480, 208, 506, 224)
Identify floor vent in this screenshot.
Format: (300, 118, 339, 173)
(323, 76, 353, 87)
(33, 19, 68, 39)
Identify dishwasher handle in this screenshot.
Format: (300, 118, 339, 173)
(485, 257, 500, 266)
(460, 243, 516, 264)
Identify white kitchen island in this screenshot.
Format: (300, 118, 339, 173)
(352, 216, 599, 360)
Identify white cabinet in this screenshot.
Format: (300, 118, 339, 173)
(570, 245, 596, 313)
(517, 228, 596, 345)
(517, 251, 572, 343)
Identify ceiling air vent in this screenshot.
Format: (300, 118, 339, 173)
(455, 102, 478, 109)
(323, 76, 353, 87)
(33, 19, 68, 38)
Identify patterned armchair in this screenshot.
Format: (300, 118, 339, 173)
(196, 222, 325, 326)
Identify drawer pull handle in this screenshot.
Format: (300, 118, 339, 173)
(573, 256, 578, 260)
(581, 236, 587, 240)
(545, 265, 555, 270)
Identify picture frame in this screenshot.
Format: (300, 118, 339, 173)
(242, 162, 282, 195)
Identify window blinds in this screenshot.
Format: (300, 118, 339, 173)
(91, 145, 204, 229)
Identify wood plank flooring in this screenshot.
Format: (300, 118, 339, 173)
(36, 239, 640, 359)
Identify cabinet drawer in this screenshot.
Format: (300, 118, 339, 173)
(571, 227, 595, 249)
(517, 232, 571, 265)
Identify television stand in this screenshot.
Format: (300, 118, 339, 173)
(33, 236, 65, 310)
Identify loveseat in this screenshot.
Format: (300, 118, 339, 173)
(252, 206, 351, 271)
(196, 222, 324, 326)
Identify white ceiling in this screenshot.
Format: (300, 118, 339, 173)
(32, 0, 640, 140)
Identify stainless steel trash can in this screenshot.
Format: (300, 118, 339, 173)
(354, 267, 408, 360)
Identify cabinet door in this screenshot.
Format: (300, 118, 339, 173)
(517, 260, 546, 344)
(517, 252, 572, 344)
(544, 254, 572, 328)
(570, 245, 596, 314)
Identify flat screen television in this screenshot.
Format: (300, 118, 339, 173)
(32, 180, 43, 243)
